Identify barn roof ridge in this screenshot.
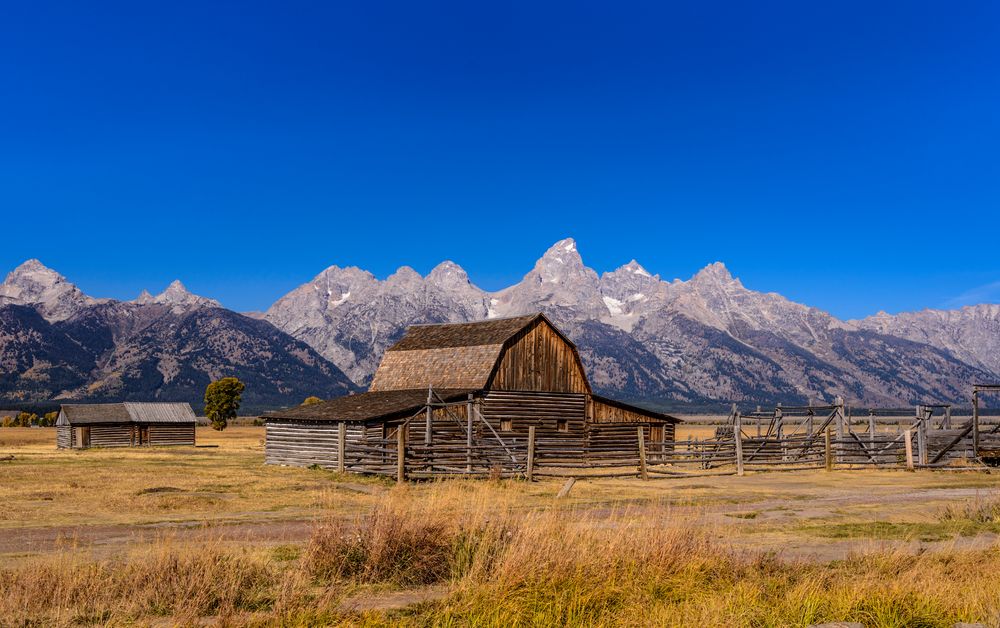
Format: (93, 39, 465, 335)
(404, 313, 540, 328)
(58, 402, 197, 425)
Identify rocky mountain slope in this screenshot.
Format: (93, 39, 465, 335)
(856, 305, 1000, 377)
(0, 262, 358, 409)
(3, 244, 997, 409)
(265, 239, 995, 406)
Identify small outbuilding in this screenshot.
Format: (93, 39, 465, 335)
(264, 313, 679, 474)
(56, 402, 197, 449)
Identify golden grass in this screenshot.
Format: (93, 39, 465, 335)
(7, 427, 1000, 624)
(5, 485, 1000, 626)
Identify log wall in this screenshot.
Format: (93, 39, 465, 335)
(147, 424, 196, 446)
(88, 424, 135, 447)
(265, 420, 365, 468)
(56, 426, 72, 449)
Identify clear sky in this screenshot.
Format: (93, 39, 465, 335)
(2, 1, 998, 318)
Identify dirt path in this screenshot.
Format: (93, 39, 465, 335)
(2, 518, 318, 557)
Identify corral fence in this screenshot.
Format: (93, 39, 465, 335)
(323, 384, 1000, 482)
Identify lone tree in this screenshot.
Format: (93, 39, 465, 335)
(204, 377, 245, 431)
(302, 396, 323, 406)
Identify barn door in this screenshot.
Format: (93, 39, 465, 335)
(138, 425, 149, 445)
(75, 427, 90, 448)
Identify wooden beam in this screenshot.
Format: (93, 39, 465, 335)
(556, 477, 576, 498)
(904, 429, 914, 471)
(337, 421, 346, 473)
(973, 390, 980, 456)
(824, 428, 833, 472)
(397, 427, 406, 484)
(466, 394, 474, 473)
(526, 425, 536, 481)
(637, 426, 648, 480)
(734, 406, 744, 477)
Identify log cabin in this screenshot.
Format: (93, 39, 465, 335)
(263, 313, 678, 474)
(56, 402, 197, 449)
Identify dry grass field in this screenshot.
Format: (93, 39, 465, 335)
(5, 426, 1000, 626)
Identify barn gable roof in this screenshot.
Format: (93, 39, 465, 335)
(264, 388, 476, 423)
(58, 402, 197, 425)
(387, 315, 540, 350)
(369, 313, 585, 392)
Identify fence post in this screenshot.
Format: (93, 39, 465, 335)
(824, 428, 833, 471)
(776, 404, 786, 460)
(868, 410, 876, 450)
(337, 421, 346, 473)
(973, 390, 980, 457)
(734, 408, 744, 477)
(834, 397, 845, 463)
(466, 394, 474, 473)
(916, 405, 928, 465)
(637, 426, 648, 480)
(424, 387, 433, 446)
(526, 425, 536, 481)
(904, 429, 914, 471)
(397, 426, 406, 483)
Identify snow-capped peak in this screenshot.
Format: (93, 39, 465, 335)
(622, 260, 652, 277)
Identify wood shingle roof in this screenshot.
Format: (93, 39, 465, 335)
(387, 315, 539, 350)
(58, 402, 197, 425)
(264, 388, 476, 422)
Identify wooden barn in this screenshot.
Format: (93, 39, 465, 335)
(56, 402, 197, 449)
(264, 313, 678, 476)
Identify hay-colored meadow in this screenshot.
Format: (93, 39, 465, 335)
(4, 425, 1000, 626)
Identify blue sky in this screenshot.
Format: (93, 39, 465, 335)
(1, 1, 998, 318)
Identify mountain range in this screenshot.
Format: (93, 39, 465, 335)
(2, 239, 998, 409)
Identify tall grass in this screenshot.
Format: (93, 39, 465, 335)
(5, 482, 1000, 626)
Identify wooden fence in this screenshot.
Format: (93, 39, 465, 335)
(293, 390, 1000, 482)
(329, 423, 992, 483)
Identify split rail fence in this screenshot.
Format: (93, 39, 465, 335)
(316, 387, 1000, 482)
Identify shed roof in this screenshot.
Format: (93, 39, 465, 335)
(58, 402, 197, 425)
(59, 403, 132, 424)
(264, 388, 476, 423)
(124, 402, 197, 423)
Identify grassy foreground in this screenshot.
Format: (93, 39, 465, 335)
(4, 483, 1000, 626)
(5, 426, 1000, 626)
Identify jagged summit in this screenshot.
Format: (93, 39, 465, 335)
(620, 260, 653, 278)
(690, 261, 736, 284)
(427, 260, 475, 289)
(0, 258, 95, 321)
(152, 280, 221, 309)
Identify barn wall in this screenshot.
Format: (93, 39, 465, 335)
(489, 320, 589, 393)
(56, 426, 72, 449)
(88, 424, 134, 447)
(361, 403, 473, 443)
(265, 420, 365, 468)
(590, 398, 672, 426)
(148, 423, 196, 446)
(480, 390, 587, 444)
